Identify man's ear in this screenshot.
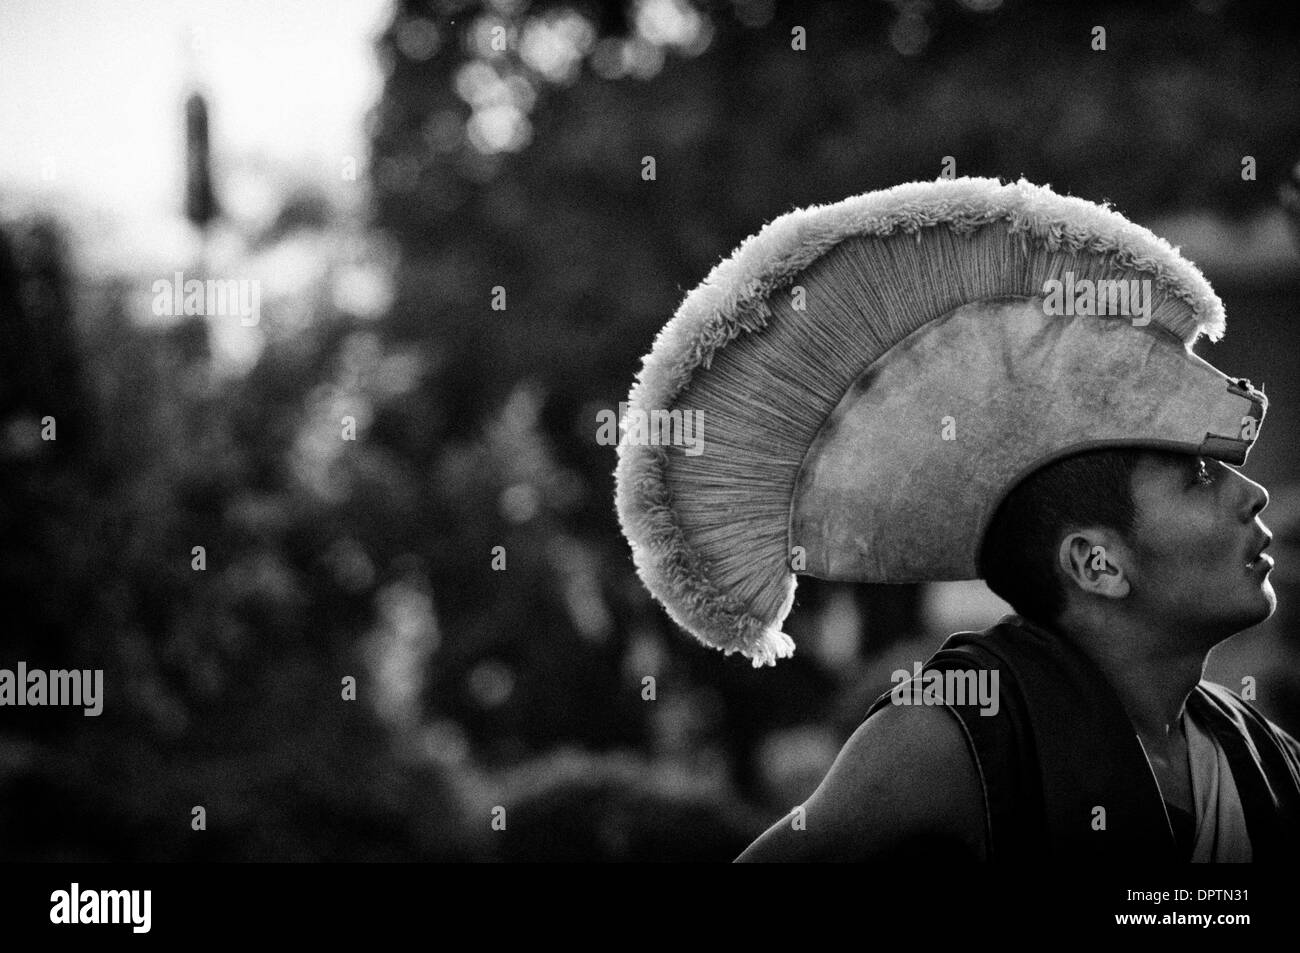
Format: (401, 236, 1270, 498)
(1058, 530, 1131, 600)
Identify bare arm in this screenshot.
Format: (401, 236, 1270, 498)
(735, 702, 987, 862)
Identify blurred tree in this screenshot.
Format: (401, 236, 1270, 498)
(0, 209, 480, 860)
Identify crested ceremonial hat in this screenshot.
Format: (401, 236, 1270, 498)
(614, 177, 1267, 666)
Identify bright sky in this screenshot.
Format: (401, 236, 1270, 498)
(0, 0, 392, 218)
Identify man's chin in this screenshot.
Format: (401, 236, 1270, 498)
(1256, 579, 1279, 621)
(1193, 586, 1277, 643)
(1236, 580, 1277, 631)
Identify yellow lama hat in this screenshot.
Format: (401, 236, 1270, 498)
(614, 177, 1267, 667)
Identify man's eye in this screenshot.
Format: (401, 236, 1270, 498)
(1191, 459, 1213, 485)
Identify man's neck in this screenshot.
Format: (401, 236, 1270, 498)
(1048, 606, 1213, 743)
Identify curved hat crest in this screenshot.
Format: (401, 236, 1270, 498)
(614, 177, 1261, 666)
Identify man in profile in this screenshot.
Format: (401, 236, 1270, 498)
(613, 177, 1300, 861)
(738, 445, 1300, 861)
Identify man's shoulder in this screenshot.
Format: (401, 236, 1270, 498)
(860, 693, 979, 753)
(1198, 680, 1300, 764)
(822, 701, 987, 856)
(736, 700, 988, 861)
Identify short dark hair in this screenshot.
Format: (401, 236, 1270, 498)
(977, 447, 1144, 626)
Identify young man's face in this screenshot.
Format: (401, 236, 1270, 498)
(1122, 450, 1275, 638)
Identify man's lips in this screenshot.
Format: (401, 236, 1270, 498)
(1247, 532, 1274, 570)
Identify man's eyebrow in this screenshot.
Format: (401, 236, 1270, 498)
(1165, 453, 1200, 470)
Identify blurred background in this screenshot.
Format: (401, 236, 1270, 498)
(2, 0, 1299, 862)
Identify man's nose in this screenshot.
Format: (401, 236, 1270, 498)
(1235, 470, 1270, 520)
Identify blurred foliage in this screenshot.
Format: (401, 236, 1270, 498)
(3, 0, 1300, 860)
